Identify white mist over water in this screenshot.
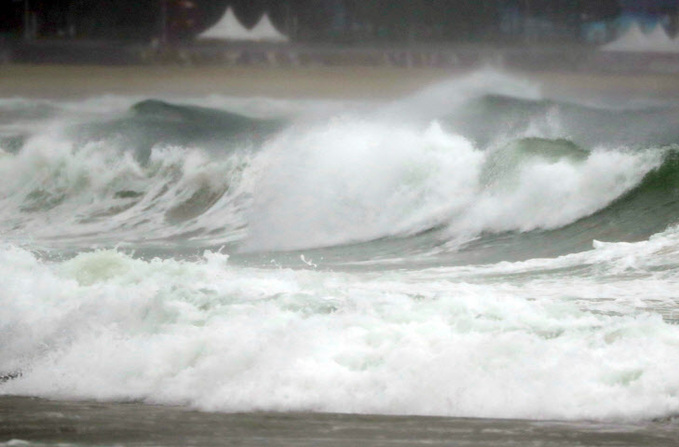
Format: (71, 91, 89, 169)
(244, 120, 661, 251)
(380, 69, 543, 122)
(243, 120, 484, 251)
(2, 71, 679, 423)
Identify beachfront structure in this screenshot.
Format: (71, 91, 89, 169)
(249, 14, 289, 43)
(601, 20, 679, 52)
(602, 22, 649, 52)
(620, 0, 679, 15)
(0, 0, 676, 46)
(198, 8, 289, 43)
(198, 7, 252, 41)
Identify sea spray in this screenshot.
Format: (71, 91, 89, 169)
(3, 71, 679, 424)
(2, 244, 679, 419)
(0, 73, 672, 256)
(244, 118, 661, 251)
(243, 120, 483, 251)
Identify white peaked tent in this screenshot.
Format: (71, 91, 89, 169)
(645, 23, 675, 51)
(249, 13, 289, 42)
(198, 7, 252, 41)
(602, 22, 648, 52)
(602, 21, 679, 53)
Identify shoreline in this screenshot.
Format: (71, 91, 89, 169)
(2, 63, 679, 101)
(1, 396, 678, 446)
(0, 64, 462, 100)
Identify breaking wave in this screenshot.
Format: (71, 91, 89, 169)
(3, 71, 679, 422)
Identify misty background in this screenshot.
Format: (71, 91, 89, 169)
(1, 0, 668, 45)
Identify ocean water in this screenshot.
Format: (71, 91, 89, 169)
(2, 70, 679, 444)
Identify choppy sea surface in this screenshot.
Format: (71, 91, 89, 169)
(2, 70, 679, 445)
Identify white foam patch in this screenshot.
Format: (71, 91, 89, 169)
(0, 126, 252, 248)
(243, 120, 482, 251)
(243, 117, 660, 251)
(2, 239, 679, 421)
(381, 68, 542, 122)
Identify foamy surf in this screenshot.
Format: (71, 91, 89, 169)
(1, 237, 679, 420)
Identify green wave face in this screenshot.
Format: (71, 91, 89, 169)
(445, 94, 679, 150)
(70, 99, 288, 164)
(447, 146, 679, 267)
(481, 137, 589, 191)
(2, 94, 679, 266)
(581, 147, 679, 239)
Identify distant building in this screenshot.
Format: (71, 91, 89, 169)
(582, 21, 609, 44)
(616, 0, 677, 37)
(327, 0, 347, 36)
(619, 0, 678, 15)
(499, 4, 522, 37)
(498, 0, 581, 42)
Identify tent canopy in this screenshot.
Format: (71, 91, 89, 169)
(249, 14, 289, 42)
(198, 9, 288, 42)
(601, 21, 679, 53)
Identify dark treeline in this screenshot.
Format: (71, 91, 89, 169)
(0, 0, 625, 43)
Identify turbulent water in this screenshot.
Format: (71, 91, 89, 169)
(2, 70, 679, 423)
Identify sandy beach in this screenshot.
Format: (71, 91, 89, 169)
(2, 396, 678, 447)
(0, 64, 462, 100)
(2, 63, 679, 100)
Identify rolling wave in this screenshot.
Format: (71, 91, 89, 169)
(0, 82, 678, 265)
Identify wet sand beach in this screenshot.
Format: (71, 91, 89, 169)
(0, 64, 460, 100)
(1, 396, 678, 447)
(2, 64, 679, 100)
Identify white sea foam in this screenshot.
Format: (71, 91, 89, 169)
(243, 120, 483, 250)
(381, 68, 542, 122)
(0, 127, 253, 247)
(2, 234, 679, 420)
(243, 118, 660, 251)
